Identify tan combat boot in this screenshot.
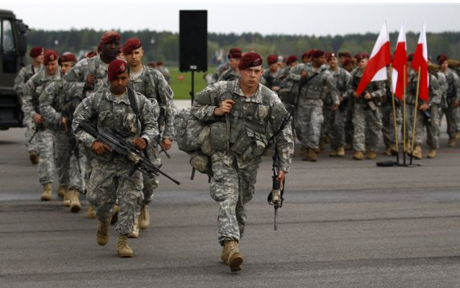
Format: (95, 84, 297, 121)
(63, 188, 71, 207)
(87, 205, 96, 219)
(57, 184, 68, 197)
(309, 148, 318, 162)
(224, 240, 243, 273)
(139, 205, 150, 230)
(353, 151, 364, 160)
(40, 183, 52, 201)
(412, 145, 422, 159)
(427, 149, 437, 159)
(448, 137, 456, 147)
(329, 150, 338, 157)
(96, 220, 110, 246)
(220, 245, 230, 263)
(301, 148, 310, 161)
(367, 151, 377, 160)
(128, 217, 139, 238)
(28, 151, 38, 165)
(70, 189, 81, 213)
(456, 131, 460, 140)
(344, 143, 353, 151)
(118, 235, 133, 258)
(383, 146, 392, 156)
(336, 147, 345, 157)
(299, 147, 308, 158)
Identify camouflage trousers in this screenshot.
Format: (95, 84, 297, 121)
(439, 103, 459, 138)
(320, 104, 334, 142)
(380, 104, 402, 147)
(330, 109, 347, 149)
(142, 145, 161, 206)
(36, 129, 70, 185)
(68, 144, 86, 192)
(345, 106, 354, 146)
(352, 103, 382, 152)
(86, 158, 144, 235)
(406, 104, 440, 148)
(295, 101, 324, 149)
(210, 152, 258, 246)
(24, 115, 38, 153)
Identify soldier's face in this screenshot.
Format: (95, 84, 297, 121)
(359, 59, 368, 69)
(101, 40, 120, 58)
(269, 63, 279, 72)
(60, 61, 73, 75)
(441, 61, 448, 70)
(313, 55, 326, 66)
(34, 53, 44, 64)
(110, 71, 130, 96)
(329, 57, 338, 69)
(125, 47, 144, 67)
(240, 66, 263, 89)
(229, 57, 240, 70)
(46, 60, 59, 76)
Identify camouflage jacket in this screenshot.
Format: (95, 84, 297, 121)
(38, 78, 67, 129)
(325, 67, 352, 105)
(350, 68, 386, 105)
(190, 80, 294, 172)
(212, 62, 230, 83)
(298, 64, 339, 106)
(14, 64, 43, 98)
(128, 65, 176, 140)
(406, 73, 441, 106)
(157, 66, 171, 84)
(442, 68, 460, 102)
(262, 69, 284, 91)
(72, 88, 158, 162)
(217, 67, 240, 82)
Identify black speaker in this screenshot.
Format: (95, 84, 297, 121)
(179, 10, 208, 72)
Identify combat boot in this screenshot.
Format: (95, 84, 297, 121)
(57, 184, 68, 197)
(220, 245, 229, 263)
(318, 138, 326, 151)
(139, 205, 150, 230)
(70, 189, 81, 213)
(28, 151, 38, 165)
(128, 217, 139, 238)
(367, 151, 377, 160)
(63, 189, 71, 207)
(329, 150, 338, 157)
(40, 183, 52, 201)
(87, 205, 96, 219)
(118, 235, 133, 258)
(456, 131, 460, 140)
(427, 149, 437, 159)
(336, 147, 345, 157)
(353, 151, 363, 160)
(301, 148, 310, 161)
(383, 146, 392, 156)
(97, 220, 110, 246)
(412, 145, 422, 159)
(299, 147, 308, 158)
(344, 143, 353, 151)
(224, 240, 243, 273)
(448, 137, 456, 147)
(309, 148, 318, 162)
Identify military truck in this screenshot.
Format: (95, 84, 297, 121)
(0, 9, 28, 130)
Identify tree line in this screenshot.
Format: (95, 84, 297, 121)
(27, 29, 460, 69)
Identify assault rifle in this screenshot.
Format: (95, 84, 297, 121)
(77, 121, 180, 185)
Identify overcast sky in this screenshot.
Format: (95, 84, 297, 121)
(2, 2, 460, 36)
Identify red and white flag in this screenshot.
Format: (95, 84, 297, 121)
(356, 23, 392, 96)
(411, 23, 429, 102)
(392, 22, 408, 101)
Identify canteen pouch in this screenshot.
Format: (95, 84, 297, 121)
(209, 122, 228, 151)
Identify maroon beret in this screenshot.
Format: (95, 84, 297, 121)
(44, 50, 59, 65)
(343, 58, 353, 67)
(123, 38, 142, 55)
(86, 51, 97, 58)
(356, 53, 369, 62)
(100, 31, 121, 45)
(108, 59, 128, 82)
(437, 54, 448, 65)
(228, 48, 242, 59)
(148, 62, 156, 68)
(338, 52, 351, 58)
(327, 52, 337, 61)
(267, 54, 278, 65)
(238, 52, 263, 70)
(29, 46, 43, 58)
(311, 50, 325, 59)
(286, 55, 297, 65)
(156, 61, 163, 66)
(60, 53, 77, 63)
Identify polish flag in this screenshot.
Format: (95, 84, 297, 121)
(356, 23, 392, 96)
(411, 23, 429, 102)
(392, 22, 407, 101)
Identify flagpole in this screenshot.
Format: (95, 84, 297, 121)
(403, 65, 407, 166)
(389, 65, 399, 155)
(410, 67, 422, 165)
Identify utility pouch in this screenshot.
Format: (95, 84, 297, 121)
(190, 152, 212, 175)
(230, 128, 254, 155)
(209, 122, 228, 151)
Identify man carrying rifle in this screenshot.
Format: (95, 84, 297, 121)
(122, 37, 175, 237)
(190, 52, 294, 272)
(72, 59, 158, 258)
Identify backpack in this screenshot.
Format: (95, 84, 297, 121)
(174, 108, 207, 153)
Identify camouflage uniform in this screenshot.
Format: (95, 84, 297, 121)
(350, 69, 386, 153)
(22, 69, 62, 185)
(212, 62, 230, 83)
(157, 65, 171, 84)
(439, 68, 460, 142)
(15, 64, 42, 153)
(72, 89, 158, 235)
(262, 68, 283, 92)
(218, 67, 240, 82)
(191, 80, 294, 245)
(436, 70, 448, 136)
(380, 69, 402, 151)
(128, 65, 175, 206)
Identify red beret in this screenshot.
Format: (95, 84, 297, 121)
(343, 58, 353, 67)
(267, 54, 278, 65)
(108, 59, 128, 82)
(100, 31, 121, 45)
(44, 50, 59, 65)
(286, 55, 297, 65)
(228, 48, 242, 59)
(437, 54, 448, 65)
(356, 53, 369, 62)
(238, 52, 263, 70)
(86, 51, 97, 58)
(60, 53, 77, 63)
(29, 46, 43, 58)
(148, 62, 156, 68)
(338, 52, 351, 58)
(327, 52, 337, 61)
(311, 50, 325, 59)
(156, 61, 163, 66)
(123, 38, 142, 55)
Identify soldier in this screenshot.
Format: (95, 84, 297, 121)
(59, 53, 77, 75)
(14, 46, 44, 164)
(294, 50, 339, 161)
(350, 53, 386, 160)
(64, 31, 122, 219)
(217, 48, 242, 82)
(381, 65, 402, 155)
(190, 52, 294, 272)
(72, 59, 158, 258)
(122, 37, 175, 237)
(22, 50, 66, 200)
(262, 54, 283, 93)
(326, 53, 353, 157)
(437, 55, 460, 147)
(338, 51, 352, 67)
(156, 61, 171, 84)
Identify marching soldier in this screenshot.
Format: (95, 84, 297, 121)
(262, 54, 283, 93)
(218, 48, 242, 82)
